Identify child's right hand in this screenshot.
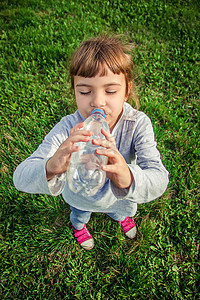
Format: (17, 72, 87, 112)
(46, 122, 92, 181)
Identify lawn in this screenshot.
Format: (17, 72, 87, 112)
(0, 0, 199, 299)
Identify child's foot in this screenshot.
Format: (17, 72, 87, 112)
(118, 217, 137, 239)
(72, 225, 94, 250)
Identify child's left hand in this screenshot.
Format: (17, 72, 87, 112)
(93, 128, 134, 189)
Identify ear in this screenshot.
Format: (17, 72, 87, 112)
(124, 81, 132, 101)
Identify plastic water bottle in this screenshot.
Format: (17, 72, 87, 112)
(67, 109, 110, 197)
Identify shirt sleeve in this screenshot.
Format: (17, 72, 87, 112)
(13, 118, 69, 195)
(110, 114, 169, 203)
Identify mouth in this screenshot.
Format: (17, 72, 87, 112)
(90, 109, 108, 118)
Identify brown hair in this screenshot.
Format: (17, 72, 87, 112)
(70, 35, 139, 108)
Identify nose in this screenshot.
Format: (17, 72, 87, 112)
(91, 92, 105, 108)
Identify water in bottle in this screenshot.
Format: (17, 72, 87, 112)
(67, 109, 110, 197)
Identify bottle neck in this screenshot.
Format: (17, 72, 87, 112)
(91, 109, 105, 119)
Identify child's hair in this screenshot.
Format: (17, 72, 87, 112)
(70, 35, 139, 109)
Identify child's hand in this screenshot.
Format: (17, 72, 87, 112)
(46, 122, 92, 181)
(93, 128, 134, 189)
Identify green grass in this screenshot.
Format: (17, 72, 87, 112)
(0, 0, 199, 299)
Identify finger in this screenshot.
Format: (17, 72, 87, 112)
(71, 122, 92, 138)
(93, 138, 116, 150)
(61, 132, 91, 151)
(101, 164, 118, 173)
(70, 126, 92, 140)
(62, 145, 80, 157)
(70, 122, 86, 134)
(69, 133, 92, 144)
(76, 122, 86, 130)
(96, 147, 119, 158)
(71, 129, 92, 138)
(101, 128, 116, 145)
(71, 144, 81, 152)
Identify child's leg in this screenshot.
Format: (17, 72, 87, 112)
(107, 213, 137, 239)
(70, 206, 94, 250)
(107, 212, 126, 221)
(70, 206, 92, 230)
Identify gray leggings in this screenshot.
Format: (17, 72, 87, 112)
(70, 206, 126, 230)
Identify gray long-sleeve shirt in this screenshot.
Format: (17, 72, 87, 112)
(13, 103, 169, 217)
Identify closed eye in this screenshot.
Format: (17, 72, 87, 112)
(80, 91, 91, 95)
(106, 90, 117, 94)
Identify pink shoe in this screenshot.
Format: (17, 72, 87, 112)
(72, 225, 94, 250)
(118, 217, 137, 239)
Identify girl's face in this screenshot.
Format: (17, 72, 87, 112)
(74, 65, 130, 132)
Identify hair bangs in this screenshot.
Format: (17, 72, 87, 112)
(71, 50, 126, 85)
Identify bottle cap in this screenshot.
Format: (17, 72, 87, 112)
(91, 109, 106, 118)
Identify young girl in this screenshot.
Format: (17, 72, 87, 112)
(13, 35, 169, 250)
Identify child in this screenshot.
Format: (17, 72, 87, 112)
(13, 35, 169, 250)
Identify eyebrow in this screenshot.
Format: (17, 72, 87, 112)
(76, 83, 122, 87)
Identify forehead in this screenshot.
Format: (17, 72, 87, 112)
(74, 67, 126, 87)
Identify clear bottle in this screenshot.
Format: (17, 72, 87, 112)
(67, 109, 110, 197)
